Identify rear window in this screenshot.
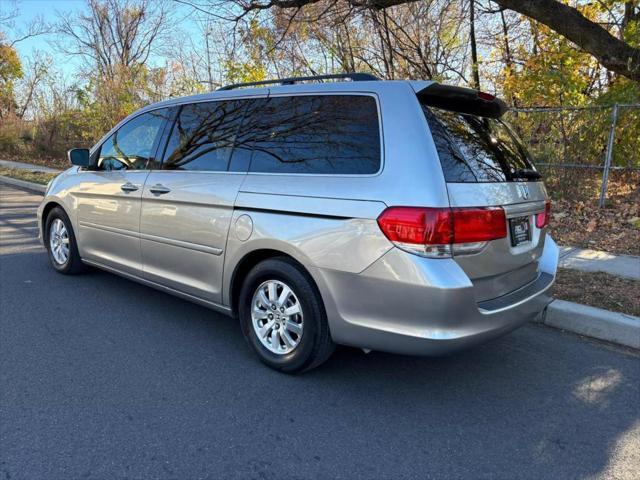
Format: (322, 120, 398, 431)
(234, 95, 381, 175)
(422, 106, 537, 182)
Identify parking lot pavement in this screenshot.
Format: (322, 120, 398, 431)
(1, 183, 639, 480)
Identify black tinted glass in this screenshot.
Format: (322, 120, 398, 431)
(235, 95, 380, 174)
(162, 100, 246, 171)
(98, 109, 169, 171)
(423, 106, 536, 182)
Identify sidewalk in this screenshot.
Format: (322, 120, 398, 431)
(0, 159, 61, 173)
(559, 246, 640, 281)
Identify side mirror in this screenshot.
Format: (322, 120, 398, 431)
(68, 148, 95, 169)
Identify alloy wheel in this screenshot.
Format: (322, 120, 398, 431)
(49, 218, 70, 265)
(251, 279, 304, 355)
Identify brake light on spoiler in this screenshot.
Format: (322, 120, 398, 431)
(377, 206, 507, 258)
(477, 91, 496, 101)
(416, 83, 508, 118)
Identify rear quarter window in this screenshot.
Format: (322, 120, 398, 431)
(235, 95, 381, 175)
(423, 106, 537, 182)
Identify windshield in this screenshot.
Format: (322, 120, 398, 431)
(422, 105, 538, 183)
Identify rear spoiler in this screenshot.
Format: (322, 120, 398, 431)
(416, 83, 507, 119)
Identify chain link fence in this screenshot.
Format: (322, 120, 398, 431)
(505, 104, 640, 206)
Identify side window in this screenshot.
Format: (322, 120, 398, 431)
(98, 109, 169, 171)
(234, 95, 381, 175)
(162, 100, 246, 171)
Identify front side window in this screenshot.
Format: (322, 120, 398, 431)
(423, 106, 537, 183)
(162, 100, 246, 171)
(234, 95, 381, 175)
(98, 109, 169, 171)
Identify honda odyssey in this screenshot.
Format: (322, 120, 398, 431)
(38, 73, 559, 373)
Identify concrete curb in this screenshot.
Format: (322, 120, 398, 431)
(0, 175, 46, 194)
(537, 299, 640, 350)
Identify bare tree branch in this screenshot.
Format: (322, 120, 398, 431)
(56, 0, 171, 78)
(203, 0, 640, 81)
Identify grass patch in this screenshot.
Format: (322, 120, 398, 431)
(553, 268, 640, 317)
(0, 167, 58, 185)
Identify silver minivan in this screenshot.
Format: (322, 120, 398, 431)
(38, 73, 558, 373)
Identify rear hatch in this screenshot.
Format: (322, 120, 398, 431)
(417, 83, 549, 302)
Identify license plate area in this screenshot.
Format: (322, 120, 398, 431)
(509, 216, 531, 247)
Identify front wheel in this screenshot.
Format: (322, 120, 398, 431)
(45, 207, 85, 274)
(238, 258, 335, 373)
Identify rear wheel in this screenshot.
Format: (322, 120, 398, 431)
(45, 207, 85, 274)
(238, 258, 335, 373)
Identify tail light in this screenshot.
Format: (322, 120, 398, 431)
(377, 206, 506, 258)
(535, 200, 551, 228)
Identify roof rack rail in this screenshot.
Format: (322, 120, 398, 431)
(217, 73, 379, 91)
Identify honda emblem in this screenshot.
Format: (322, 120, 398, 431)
(516, 183, 530, 200)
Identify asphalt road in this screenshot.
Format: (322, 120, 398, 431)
(1, 183, 639, 480)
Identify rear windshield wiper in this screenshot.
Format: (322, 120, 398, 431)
(511, 168, 541, 180)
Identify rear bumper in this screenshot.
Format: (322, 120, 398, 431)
(313, 236, 559, 355)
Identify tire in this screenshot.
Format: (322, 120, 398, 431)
(44, 207, 86, 275)
(238, 257, 335, 373)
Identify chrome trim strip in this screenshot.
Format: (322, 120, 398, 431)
(503, 200, 546, 217)
(79, 221, 138, 239)
(140, 232, 223, 256)
(79, 221, 223, 255)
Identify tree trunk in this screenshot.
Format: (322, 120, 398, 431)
(469, 0, 481, 90)
(492, 0, 640, 81)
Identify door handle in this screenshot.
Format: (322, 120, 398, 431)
(120, 182, 139, 192)
(149, 184, 171, 195)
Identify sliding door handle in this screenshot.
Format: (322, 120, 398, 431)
(120, 182, 139, 192)
(149, 184, 171, 195)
